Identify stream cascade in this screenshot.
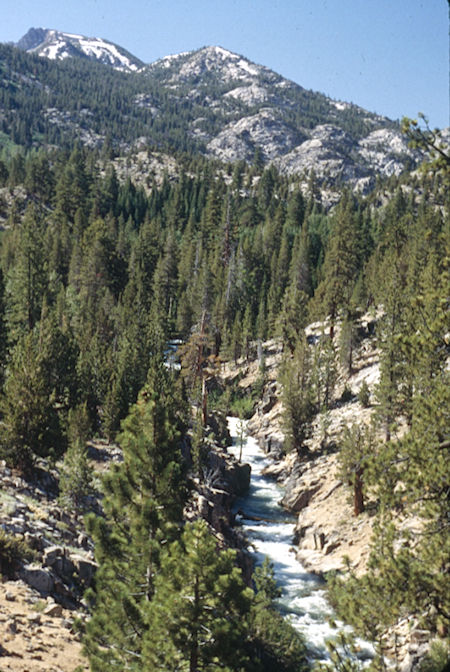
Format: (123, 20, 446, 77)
(227, 416, 374, 663)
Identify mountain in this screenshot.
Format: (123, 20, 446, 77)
(3, 31, 422, 192)
(16, 27, 144, 72)
(145, 46, 418, 189)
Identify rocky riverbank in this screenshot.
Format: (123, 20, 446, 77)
(0, 422, 249, 671)
(222, 324, 378, 578)
(220, 316, 443, 671)
(0, 443, 116, 672)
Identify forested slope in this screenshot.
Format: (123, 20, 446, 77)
(0, 123, 448, 670)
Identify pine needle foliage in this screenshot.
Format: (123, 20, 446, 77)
(83, 361, 188, 671)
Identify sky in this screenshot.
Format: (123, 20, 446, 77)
(1, 0, 448, 128)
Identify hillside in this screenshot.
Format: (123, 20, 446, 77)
(0, 29, 423, 194)
(0, 25, 448, 672)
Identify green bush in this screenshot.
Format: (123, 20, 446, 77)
(417, 641, 450, 672)
(358, 380, 371, 407)
(0, 529, 36, 576)
(229, 394, 254, 419)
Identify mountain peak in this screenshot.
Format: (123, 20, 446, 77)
(16, 27, 144, 72)
(148, 45, 270, 85)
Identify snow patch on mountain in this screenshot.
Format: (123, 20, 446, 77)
(332, 101, 352, 111)
(152, 46, 267, 84)
(17, 28, 144, 72)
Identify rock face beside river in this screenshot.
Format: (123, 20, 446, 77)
(221, 316, 442, 671)
(222, 320, 379, 578)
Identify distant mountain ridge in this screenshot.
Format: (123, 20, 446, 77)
(16, 27, 144, 72)
(6, 28, 422, 191)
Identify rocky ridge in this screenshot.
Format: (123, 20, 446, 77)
(145, 46, 420, 192)
(17, 28, 144, 72)
(11, 30, 425, 192)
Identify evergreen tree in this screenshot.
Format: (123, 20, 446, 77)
(6, 204, 48, 337)
(58, 403, 93, 516)
(280, 333, 315, 455)
(313, 192, 359, 339)
(338, 423, 377, 516)
(0, 268, 7, 387)
(83, 363, 188, 671)
(248, 558, 308, 672)
(311, 335, 338, 411)
(0, 331, 63, 472)
(143, 519, 254, 671)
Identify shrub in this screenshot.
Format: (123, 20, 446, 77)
(358, 380, 371, 407)
(340, 385, 354, 402)
(0, 529, 36, 576)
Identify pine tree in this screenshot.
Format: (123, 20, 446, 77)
(83, 363, 188, 671)
(338, 424, 377, 516)
(248, 558, 308, 672)
(143, 518, 254, 671)
(58, 403, 93, 516)
(311, 335, 337, 411)
(0, 268, 8, 388)
(313, 192, 359, 339)
(0, 331, 63, 472)
(280, 334, 315, 456)
(6, 204, 48, 337)
(180, 311, 218, 427)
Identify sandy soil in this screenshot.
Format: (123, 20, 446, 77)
(0, 579, 88, 672)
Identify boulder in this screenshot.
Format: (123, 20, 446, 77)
(281, 483, 321, 512)
(69, 554, 97, 586)
(43, 545, 64, 567)
(52, 554, 76, 582)
(224, 462, 251, 496)
(260, 383, 277, 414)
(43, 602, 63, 617)
(21, 565, 55, 593)
(258, 434, 284, 458)
(294, 524, 326, 551)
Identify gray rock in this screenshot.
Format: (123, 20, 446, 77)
(281, 483, 321, 512)
(323, 539, 341, 555)
(6, 617, 18, 633)
(21, 565, 55, 593)
(69, 553, 97, 586)
(52, 554, 76, 582)
(224, 462, 251, 496)
(43, 602, 63, 617)
(43, 545, 64, 567)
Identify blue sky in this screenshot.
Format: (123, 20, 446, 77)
(2, 0, 448, 128)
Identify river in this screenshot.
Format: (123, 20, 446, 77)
(227, 416, 373, 663)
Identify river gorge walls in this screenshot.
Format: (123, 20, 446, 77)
(219, 325, 441, 672)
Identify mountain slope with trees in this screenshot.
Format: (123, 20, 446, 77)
(1, 32, 422, 195)
(0, 32, 448, 669)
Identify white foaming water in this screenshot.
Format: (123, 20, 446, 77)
(227, 417, 374, 662)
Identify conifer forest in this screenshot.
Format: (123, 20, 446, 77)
(0, 37, 448, 672)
